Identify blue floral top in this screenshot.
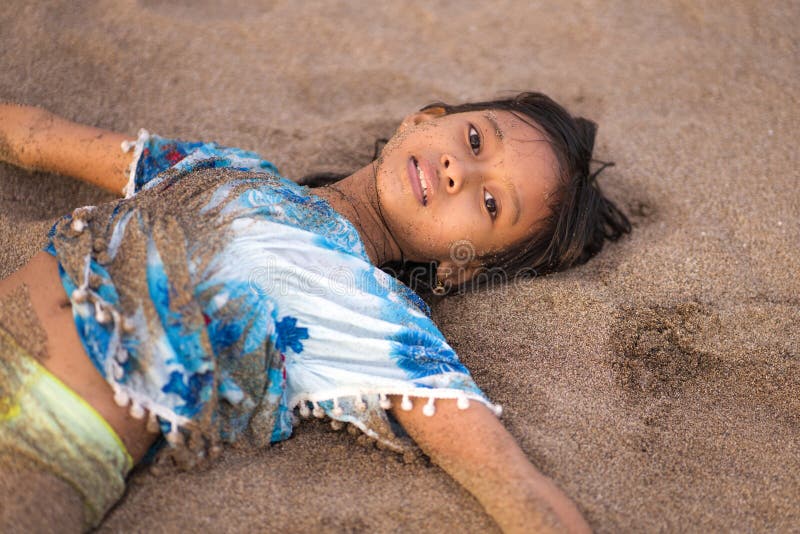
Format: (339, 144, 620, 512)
(44, 131, 497, 454)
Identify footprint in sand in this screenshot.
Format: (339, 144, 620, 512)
(609, 301, 720, 399)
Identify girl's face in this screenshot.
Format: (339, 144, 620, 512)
(376, 109, 558, 283)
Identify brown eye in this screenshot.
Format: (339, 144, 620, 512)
(484, 190, 497, 218)
(468, 125, 481, 155)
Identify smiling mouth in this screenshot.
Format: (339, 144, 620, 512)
(412, 157, 429, 205)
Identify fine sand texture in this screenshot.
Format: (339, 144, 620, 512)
(1, 1, 798, 532)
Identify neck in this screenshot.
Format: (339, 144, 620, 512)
(312, 163, 404, 266)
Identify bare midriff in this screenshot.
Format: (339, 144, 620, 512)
(0, 251, 158, 464)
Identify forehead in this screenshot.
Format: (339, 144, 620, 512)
(488, 110, 555, 165)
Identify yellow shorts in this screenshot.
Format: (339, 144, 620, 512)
(0, 326, 133, 529)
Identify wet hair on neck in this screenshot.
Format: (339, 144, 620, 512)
(301, 91, 631, 295)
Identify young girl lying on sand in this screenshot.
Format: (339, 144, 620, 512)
(0, 93, 629, 533)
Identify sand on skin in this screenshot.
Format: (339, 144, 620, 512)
(0, 1, 798, 532)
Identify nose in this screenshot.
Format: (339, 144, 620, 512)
(440, 153, 470, 194)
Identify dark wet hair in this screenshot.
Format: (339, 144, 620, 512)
(302, 92, 631, 295)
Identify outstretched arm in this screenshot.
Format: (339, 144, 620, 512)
(0, 104, 133, 195)
(390, 397, 591, 534)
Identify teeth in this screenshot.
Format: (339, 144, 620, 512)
(416, 161, 428, 201)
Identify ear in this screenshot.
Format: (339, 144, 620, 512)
(398, 106, 447, 132)
(436, 258, 484, 290)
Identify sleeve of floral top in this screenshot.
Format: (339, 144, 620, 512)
(121, 130, 279, 197)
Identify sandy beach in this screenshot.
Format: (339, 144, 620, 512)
(1, 1, 798, 531)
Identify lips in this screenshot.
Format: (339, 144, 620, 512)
(407, 156, 434, 206)
(407, 157, 425, 205)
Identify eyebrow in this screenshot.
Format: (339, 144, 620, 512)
(483, 114, 521, 225)
(507, 181, 522, 225)
(484, 113, 504, 140)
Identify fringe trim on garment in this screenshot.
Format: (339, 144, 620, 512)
(289, 389, 502, 453)
(66, 229, 193, 447)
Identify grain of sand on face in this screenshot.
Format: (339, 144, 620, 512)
(1, 1, 798, 532)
